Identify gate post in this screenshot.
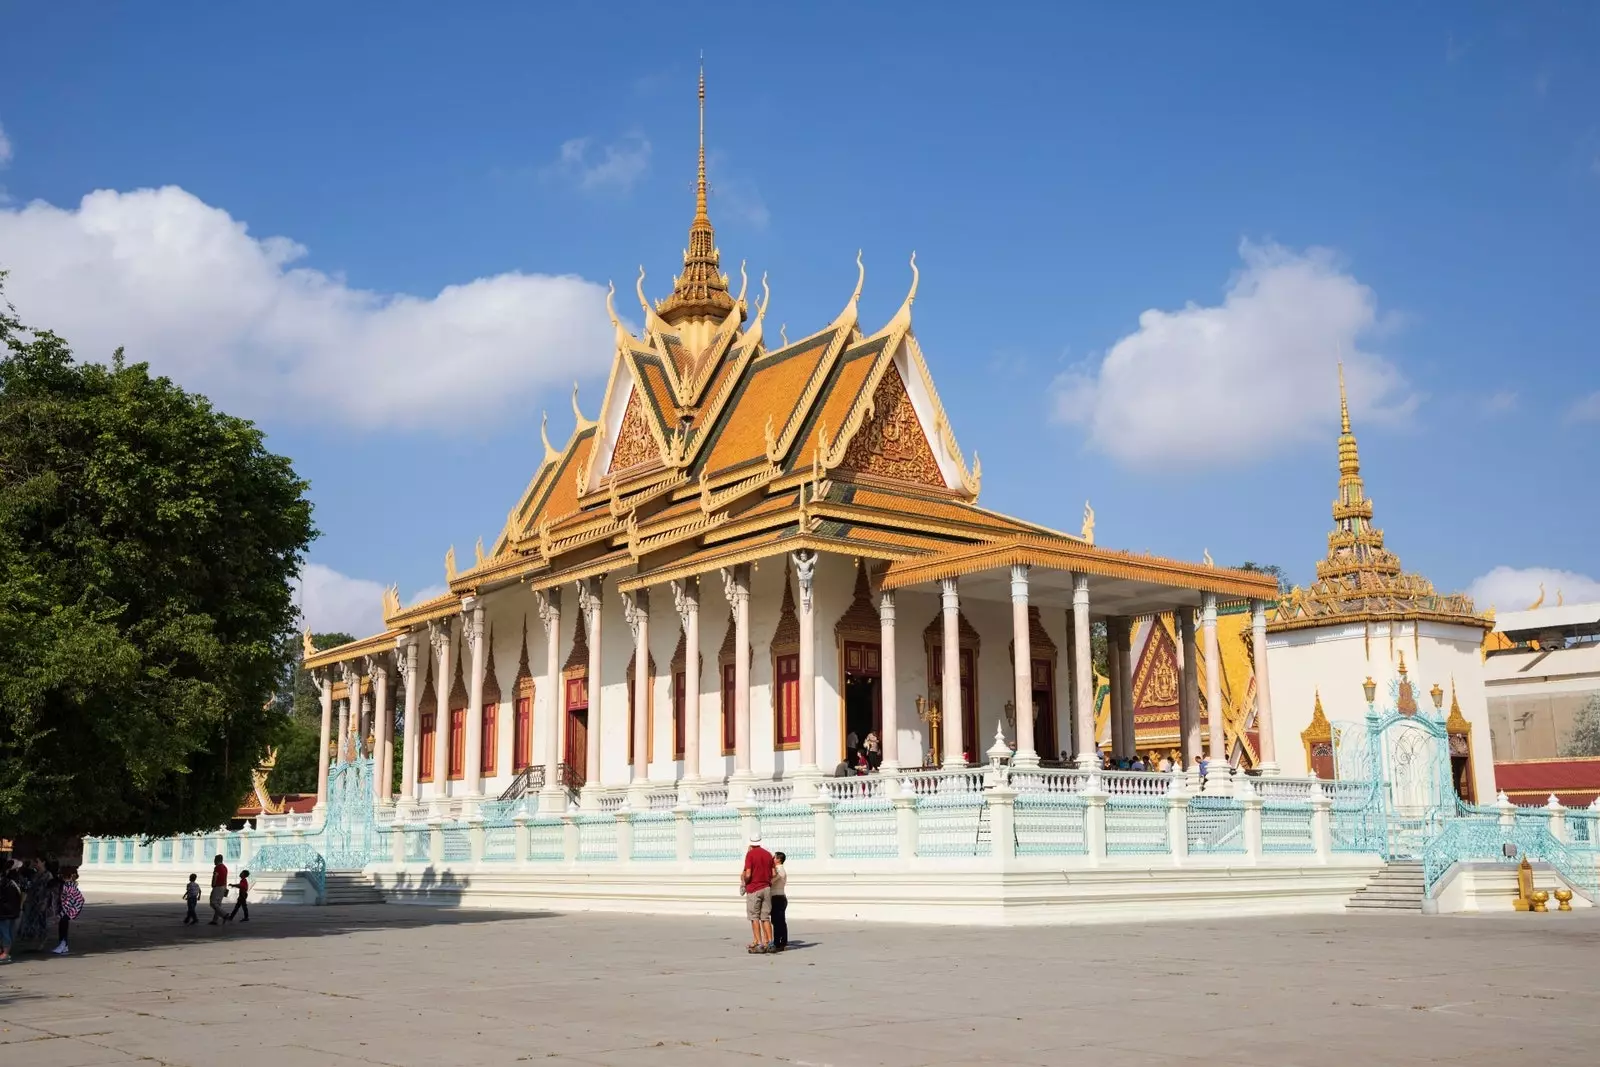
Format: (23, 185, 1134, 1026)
(1545, 795, 1568, 842)
(428, 816, 445, 867)
(615, 810, 634, 864)
(513, 813, 532, 864)
(1083, 776, 1108, 867)
(1166, 780, 1190, 867)
(1238, 777, 1263, 863)
(467, 815, 486, 864)
(1310, 781, 1332, 863)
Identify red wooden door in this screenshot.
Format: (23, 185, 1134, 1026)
(673, 671, 687, 760)
(720, 662, 737, 753)
(419, 713, 436, 780)
(448, 707, 466, 779)
(513, 695, 532, 771)
(564, 675, 588, 788)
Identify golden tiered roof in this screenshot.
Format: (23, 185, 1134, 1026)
(1270, 366, 1489, 634)
(654, 65, 736, 330)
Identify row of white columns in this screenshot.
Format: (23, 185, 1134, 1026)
(312, 559, 1281, 813)
(312, 656, 396, 812)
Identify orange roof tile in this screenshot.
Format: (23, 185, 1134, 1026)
(701, 335, 834, 475)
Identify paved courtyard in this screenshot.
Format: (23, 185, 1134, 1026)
(1, 897, 1596, 1067)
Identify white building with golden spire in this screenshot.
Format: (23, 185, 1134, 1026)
(1267, 369, 1496, 803)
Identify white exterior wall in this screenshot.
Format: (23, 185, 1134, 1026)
(1266, 619, 1497, 801)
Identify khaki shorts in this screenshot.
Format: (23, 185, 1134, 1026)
(745, 886, 772, 921)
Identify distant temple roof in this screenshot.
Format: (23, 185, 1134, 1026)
(1270, 366, 1489, 634)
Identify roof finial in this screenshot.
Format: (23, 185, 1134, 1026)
(1338, 360, 1351, 435)
(697, 54, 707, 222)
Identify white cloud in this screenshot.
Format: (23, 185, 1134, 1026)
(546, 135, 651, 193)
(1566, 391, 1600, 423)
(1483, 389, 1518, 415)
(1052, 240, 1413, 468)
(1468, 566, 1600, 613)
(0, 186, 615, 429)
(294, 563, 448, 638)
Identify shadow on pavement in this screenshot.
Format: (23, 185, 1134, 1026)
(38, 899, 555, 958)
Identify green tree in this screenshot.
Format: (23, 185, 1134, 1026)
(1238, 561, 1291, 594)
(266, 630, 354, 796)
(0, 275, 316, 852)
(1560, 693, 1600, 758)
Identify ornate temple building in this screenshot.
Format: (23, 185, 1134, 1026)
(300, 70, 1280, 813)
(1263, 370, 1496, 801)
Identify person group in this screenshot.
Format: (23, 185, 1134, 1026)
(739, 833, 789, 954)
(193, 854, 250, 925)
(0, 858, 84, 959)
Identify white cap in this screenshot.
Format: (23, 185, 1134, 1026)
(748, 832, 762, 845)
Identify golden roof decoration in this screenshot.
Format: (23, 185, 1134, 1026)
(302, 627, 316, 660)
(445, 545, 458, 582)
(1446, 677, 1470, 735)
(1527, 583, 1545, 610)
(1271, 364, 1488, 633)
(1080, 500, 1094, 545)
(1302, 689, 1332, 745)
(655, 63, 738, 327)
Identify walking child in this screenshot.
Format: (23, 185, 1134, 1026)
(226, 870, 250, 922)
(770, 851, 789, 952)
(53, 870, 83, 955)
(183, 874, 201, 925)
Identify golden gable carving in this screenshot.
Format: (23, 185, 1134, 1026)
(838, 362, 943, 488)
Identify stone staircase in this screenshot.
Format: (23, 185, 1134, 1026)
(322, 871, 386, 906)
(1346, 860, 1425, 912)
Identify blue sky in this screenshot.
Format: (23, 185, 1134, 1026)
(2, 2, 1597, 634)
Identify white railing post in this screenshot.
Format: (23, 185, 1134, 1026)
(428, 818, 445, 867)
(1546, 794, 1569, 842)
(561, 812, 579, 863)
(674, 805, 693, 862)
(1083, 775, 1108, 867)
(987, 784, 1017, 863)
(392, 822, 408, 865)
(1239, 777, 1263, 863)
(512, 813, 531, 864)
(616, 810, 635, 864)
(1497, 791, 1516, 830)
(1166, 779, 1189, 867)
(1310, 781, 1332, 863)
(810, 796, 836, 861)
(736, 801, 760, 851)
(893, 792, 919, 860)
(466, 816, 486, 864)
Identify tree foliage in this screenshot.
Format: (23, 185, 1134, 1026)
(266, 631, 353, 796)
(1238, 561, 1291, 594)
(0, 274, 315, 848)
(1560, 693, 1600, 759)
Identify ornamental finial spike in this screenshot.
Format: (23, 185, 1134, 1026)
(1338, 360, 1350, 435)
(888, 251, 919, 332)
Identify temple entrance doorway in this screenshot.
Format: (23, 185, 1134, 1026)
(564, 674, 588, 790)
(842, 640, 881, 761)
(1031, 658, 1059, 761)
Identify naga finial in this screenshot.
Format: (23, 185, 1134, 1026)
(888, 251, 919, 332)
(736, 259, 748, 309)
(833, 249, 865, 328)
(540, 411, 558, 465)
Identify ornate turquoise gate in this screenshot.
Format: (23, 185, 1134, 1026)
(1334, 676, 1455, 859)
(320, 757, 381, 870)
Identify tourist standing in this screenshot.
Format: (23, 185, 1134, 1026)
(227, 870, 251, 922)
(770, 851, 789, 952)
(53, 870, 83, 955)
(0, 865, 21, 963)
(16, 859, 56, 952)
(183, 874, 201, 925)
(208, 854, 229, 925)
(740, 833, 776, 954)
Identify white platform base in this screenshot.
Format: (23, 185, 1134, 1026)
(80, 869, 317, 905)
(1430, 862, 1594, 915)
(366, 856, 1383, 926)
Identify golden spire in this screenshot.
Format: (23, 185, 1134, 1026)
(655, 59, 737, 325)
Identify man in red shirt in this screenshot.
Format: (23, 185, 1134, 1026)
(208, 854, 229, 926)
(741, 832, 776, 954)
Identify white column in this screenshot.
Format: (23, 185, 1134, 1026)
(338, 663, 355, 763)
(794, 551, 820, 783)
(359, 681, 374, 759)
(880, 589, 899, 772)
(372, 658, 392, 805)
(315, 670, 333, 809)
(673, 579, 701, 783)
(398, 635, 421, 806)
(535, 589, 564, 812)
(624, 589, 650, 785)
(1179, 607, 1202, 772)
(940, 578, 965, 768)
(1202, 593, 1229, 794)
(1010, 565, 1037, 767)
(463, 597, 486, 796)
(1072, 574, 1098, 768)
(1251, 599, 1279, 776)
(724, 565, 753, 796)
(429, 620, 453, 797)
(581, 577, 604, 805)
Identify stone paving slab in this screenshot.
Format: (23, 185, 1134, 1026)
(0, 897, 1596, 1066)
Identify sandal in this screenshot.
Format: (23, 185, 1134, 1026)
(747, 944, 767, 954)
